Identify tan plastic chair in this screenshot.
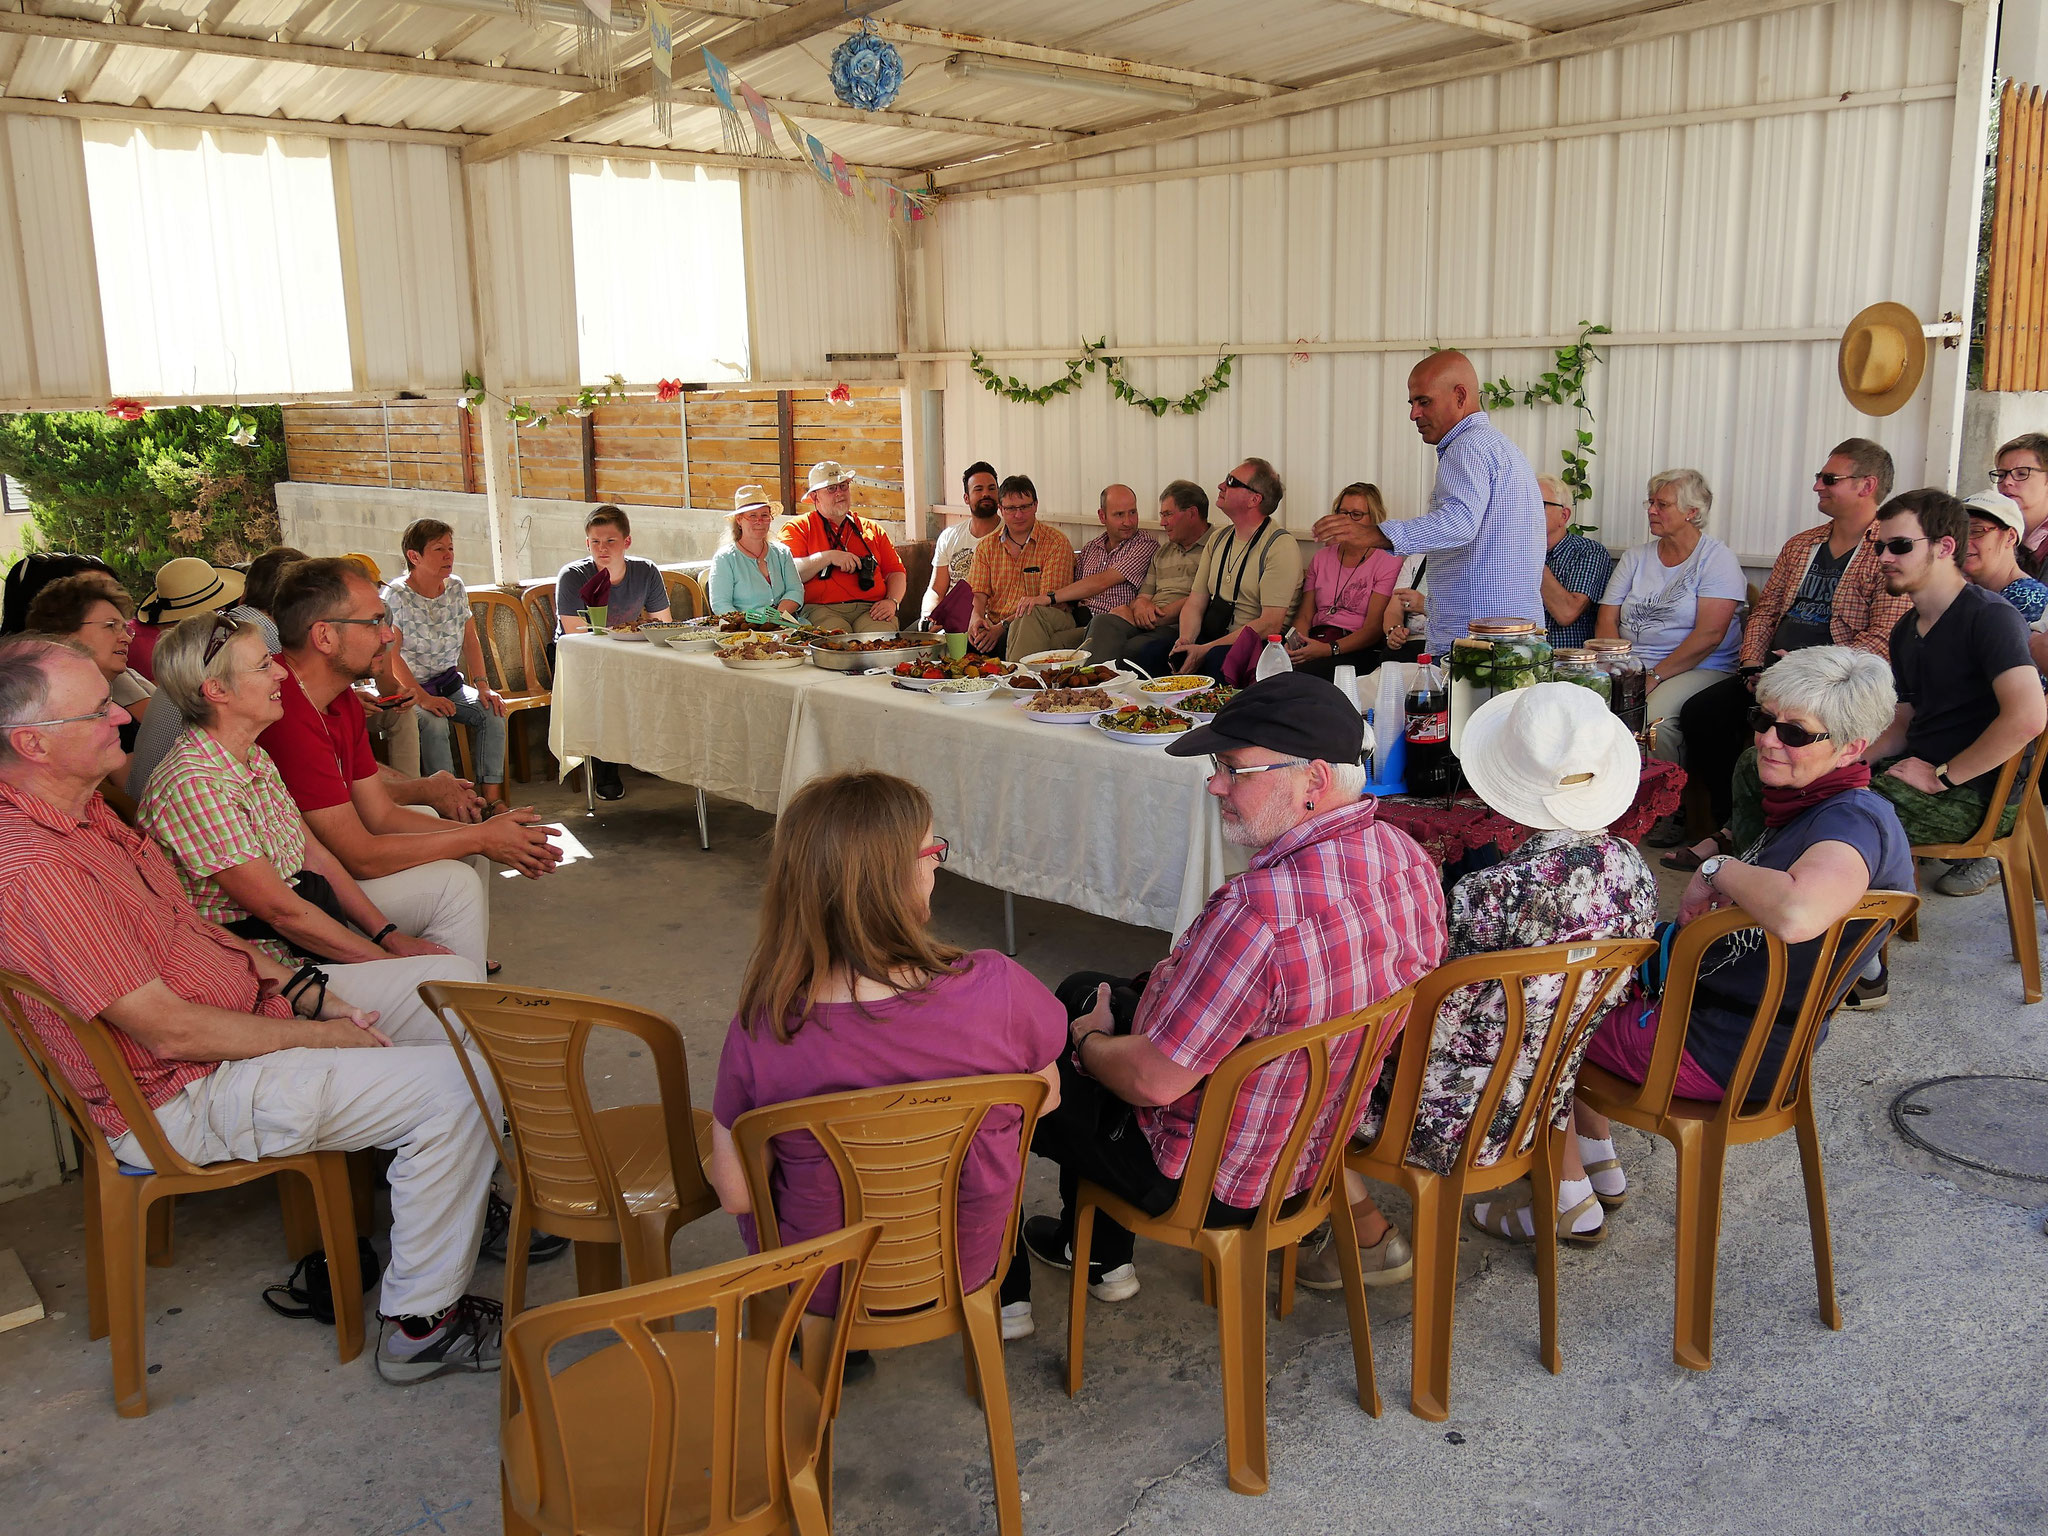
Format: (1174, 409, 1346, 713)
(730, 1074, 1049, 1536)
(342, 551, 382, 582)
(661, 568, 709, 621)
(1330, 938, 1657, 1422)
(1895, 726, 2047, 1002)
(419, 982, 721, 1317)
(521, 583, 559, 691)
(501, 1221, 882, 1536)
(0, 968, 363, 1417)
(469, 587, 553, 783)
(1067, 994, 1413, 1496)
(1575, 891, 1919, 1370)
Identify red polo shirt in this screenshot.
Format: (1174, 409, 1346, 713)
(258, 660, 378, 813)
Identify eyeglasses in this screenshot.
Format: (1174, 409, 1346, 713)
(325, 612, 396, 632)
(1221, 474, 1253, 492)
(1814, 472, 1867, 487)
(202, 612, 241, 664)
(10, 697, 116, 731)
(1748, 707, 1831, 749)
(1992, 466, 2040, 485)
(1542, 500, 1570, 513)
(1874, 536, 1929, 556)
(1207, 755, 1310, 781)
(919, 836, 950, 864)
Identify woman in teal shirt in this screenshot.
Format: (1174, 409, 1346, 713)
(710, 486, 804, 616)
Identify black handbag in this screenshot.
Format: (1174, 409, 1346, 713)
(262, 1236, 381, 1326)
(1197, 519, 1278, 645)
(224, 870, 357, 963)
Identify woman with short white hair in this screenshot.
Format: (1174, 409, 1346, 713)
(1595, 468, 1748, 747)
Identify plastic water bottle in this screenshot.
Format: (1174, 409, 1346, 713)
(1404, 655, 1454, 796)
(1254, 635, 1293, 681)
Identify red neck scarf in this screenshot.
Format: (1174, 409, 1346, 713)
(1760, 762, 1870, 827)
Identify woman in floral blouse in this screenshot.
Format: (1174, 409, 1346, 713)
(1297, 684, 1652, 1287)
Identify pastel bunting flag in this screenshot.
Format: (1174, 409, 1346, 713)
(853, 164, 876, 202)
(830, 153, 853, 197)
(739, 80, 773, 145)
(702, 47, 735, 112)
(885, 184, 900, 220)
(803, 130, 833, 184)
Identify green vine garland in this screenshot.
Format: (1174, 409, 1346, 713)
(970, 339, 1236, 417)
(1478, 321, 1611, 519)
(459, 371, 629, 431)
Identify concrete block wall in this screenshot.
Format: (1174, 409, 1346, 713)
(1963, 391, 2048, 489)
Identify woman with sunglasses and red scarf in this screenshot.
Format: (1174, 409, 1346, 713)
(1558, 648, 1913, 1208)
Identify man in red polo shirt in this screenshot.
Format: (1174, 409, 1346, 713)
(0, 635, 504, 1383)
(779, 460, 907, 634)
(259, 560, 561, 911)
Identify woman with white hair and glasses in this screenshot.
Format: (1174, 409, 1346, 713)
(1558, 646, 1913, 1208)
(1595, 468, 1748, 745)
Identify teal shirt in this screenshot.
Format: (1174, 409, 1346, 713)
(709, 541, 803, 614)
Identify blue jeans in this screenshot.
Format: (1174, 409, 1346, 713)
(415, 687, 507, 786)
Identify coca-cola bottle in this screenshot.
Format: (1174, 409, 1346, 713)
(1404, 656, 1453, 796)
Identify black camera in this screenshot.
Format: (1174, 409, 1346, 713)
(855, 553, 879, 587)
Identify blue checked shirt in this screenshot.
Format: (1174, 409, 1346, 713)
(1543, 532, 1614, 649)
(1383, 412, 1547, 655)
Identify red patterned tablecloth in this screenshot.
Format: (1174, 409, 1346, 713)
(1376, 758, 1686, 867)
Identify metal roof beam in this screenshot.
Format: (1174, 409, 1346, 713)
(0, 12, 599, 93)
(927, 0, 1806, 188)
(459, 0, 892, 165)
(1324, 0, 1544, 43)
(672, 87, 1077, 142)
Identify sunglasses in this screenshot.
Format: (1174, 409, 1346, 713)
(202, 611, 242, 664)
(919, 836, 950, 865)
(1814, 472, 1868, 487)
(1874, 536, 1930, 556)
(1222, 474, 1253, 492)
(1748, 707, 1831, 749)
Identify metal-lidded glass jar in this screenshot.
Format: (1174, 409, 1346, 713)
(1447, 617, 1553, 754)
(1552, 647, 1613, 703)
(1587, 637, 1648, 736)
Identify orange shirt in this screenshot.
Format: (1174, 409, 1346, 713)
(779, 509, 904, 605)
(967, 522, 1077, 620)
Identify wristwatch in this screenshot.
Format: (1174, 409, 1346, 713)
(1698, 854, 1730, 888)
(1933, 763, 1954, 791)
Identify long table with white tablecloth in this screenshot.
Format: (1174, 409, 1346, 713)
(548, 633, 1235, 933)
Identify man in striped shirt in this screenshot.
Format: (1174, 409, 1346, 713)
(0, 635, 507, 1385)
(1000, 674, 1445, 1333)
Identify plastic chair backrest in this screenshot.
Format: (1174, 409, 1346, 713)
(521, 585, 557, 689)
(1638, 891, 1919, 1123)
(342, 552, 382, 582)
(1374, 939, 1658, 1175)
(0, 968, 210, 1179)
(469, 589, 536, 694)
(1926, 724, 2048, 854)
(661, 569, 707, 621)
(503, 1221, 881, 1536)
(419, 982, 716, 1225)
(1162, 991, 1415, 1231)
(731, 1074, 1048, 1328)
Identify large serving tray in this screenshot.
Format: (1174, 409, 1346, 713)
(807, 630, 941, 673)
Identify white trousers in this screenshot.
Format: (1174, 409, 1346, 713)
(111, 952, 499, 1319)
(357, 858, 490, 977)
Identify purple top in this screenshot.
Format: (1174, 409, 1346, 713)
(1305, 545, 1401, 633)
(712, 950, 1066, 1310)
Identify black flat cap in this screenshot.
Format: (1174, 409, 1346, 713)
(1165, 672, 1365, 764)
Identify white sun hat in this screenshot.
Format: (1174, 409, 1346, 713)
(1458, 681, 1641, 833)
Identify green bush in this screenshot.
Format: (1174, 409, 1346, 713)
(0, 405, 288, 600)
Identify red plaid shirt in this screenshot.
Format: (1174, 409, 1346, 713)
(1135, 797, 1447, 1206)
(0, 780, 292, 1138)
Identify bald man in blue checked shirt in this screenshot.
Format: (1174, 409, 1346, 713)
(1316, 351, 1546, 655)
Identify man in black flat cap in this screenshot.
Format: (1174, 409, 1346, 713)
(998, 674, 1446, 1339)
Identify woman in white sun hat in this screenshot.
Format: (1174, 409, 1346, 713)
(1298, 682, 1652, 1288)
(708, 484, 802, 617)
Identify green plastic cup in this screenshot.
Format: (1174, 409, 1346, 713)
(945, 631, 969, 659)
(586, 605, 608, 631)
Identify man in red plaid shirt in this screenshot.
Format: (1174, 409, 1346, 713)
(998, 674, 1445, 1338)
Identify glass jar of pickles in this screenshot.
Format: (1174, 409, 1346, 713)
(1552, 647, 1613, 703)
(1447, 617, 1553, 754)
(1587, 638, 1649, 736)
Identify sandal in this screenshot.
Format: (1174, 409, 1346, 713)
(1581, 1158, 1629, 1210)
(1468, 1193, 1607, 1248)
(1660, 831, 1733, 872)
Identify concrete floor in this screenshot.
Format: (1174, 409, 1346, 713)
(2, 766, 2046, 1536)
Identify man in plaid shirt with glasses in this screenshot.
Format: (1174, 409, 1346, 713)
(998, 674, 1444, 1337)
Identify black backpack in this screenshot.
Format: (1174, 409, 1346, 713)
(2, 551, 118, 635)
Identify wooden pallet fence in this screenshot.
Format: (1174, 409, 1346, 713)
(1986, 80, 2048, 391)
(283, 387, 904, 517)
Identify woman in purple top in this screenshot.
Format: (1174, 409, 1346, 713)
(708, 771, 1066, 1337)
(1286, 483, 1403, 679)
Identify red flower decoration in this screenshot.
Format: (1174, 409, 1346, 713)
(104, 398, 146, 421)
(656, 378, 683, 402)
(828, 383, 851, 406)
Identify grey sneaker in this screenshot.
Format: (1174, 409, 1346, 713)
(1935, 857, 2001, 897)
(1295, 1224, 1413, 1290)
(376, 1295, 504, 1384)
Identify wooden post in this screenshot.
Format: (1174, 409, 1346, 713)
(1924, 0, 1996, 492)
(460, 160, 521, 586)
(679, 393, 692, 509)
(460, 404, 477, 494)
(580, 411, 598, 502)
(2019, 87, 2048, 389)
(776, 389, 797, 512)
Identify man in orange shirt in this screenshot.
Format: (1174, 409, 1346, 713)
(967, 475, 1079, 660)
(778, 461, 907, 634)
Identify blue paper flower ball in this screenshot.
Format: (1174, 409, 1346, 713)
(829, 31, 903, 112)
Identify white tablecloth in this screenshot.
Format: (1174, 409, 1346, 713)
(548, 634, 833, 813)
(782, 675, 1235, 934)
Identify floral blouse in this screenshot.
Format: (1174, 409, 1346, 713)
(1362, 829, 1657, 1175)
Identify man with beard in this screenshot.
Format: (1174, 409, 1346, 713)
(261, 559, 561, 891)
(924, 461, 1001, 621)
(997, 674, 1444, 1331)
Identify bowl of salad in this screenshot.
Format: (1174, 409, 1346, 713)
(1092, 704, 1194, 744)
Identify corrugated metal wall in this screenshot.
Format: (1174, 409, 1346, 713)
(0, 115, 108, 404)
(744, 171, 902, 383)
(926, 0, 1968, 562)
(466, 151, 581, 393)
(335, 140, 474, 394)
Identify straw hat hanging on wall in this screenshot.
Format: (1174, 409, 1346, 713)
(1838, 301, 1928, 417)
